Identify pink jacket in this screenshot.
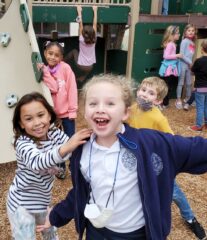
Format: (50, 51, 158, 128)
(43, 61, 78, 119)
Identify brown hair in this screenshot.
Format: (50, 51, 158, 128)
(12, 92, 60, 146)
(139, 77, 168, 101)
(82, 25, 96, 44)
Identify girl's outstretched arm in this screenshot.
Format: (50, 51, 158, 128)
(59, 128, 92, 157)
(92, 6, 97, 33)
(77, 5, 83, 35)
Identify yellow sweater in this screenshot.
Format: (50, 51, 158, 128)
(127, 103, 173, 134)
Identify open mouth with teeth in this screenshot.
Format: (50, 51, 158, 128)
(94, 118, 109, 126)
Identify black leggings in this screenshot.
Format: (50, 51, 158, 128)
(161, 75, 178, 106)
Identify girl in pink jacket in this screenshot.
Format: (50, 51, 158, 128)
(41, 41, 78, 179)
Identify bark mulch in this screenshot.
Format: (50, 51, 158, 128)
(1, 100, 207, 240)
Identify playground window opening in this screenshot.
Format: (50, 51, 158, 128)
(148, 29, 165, 35)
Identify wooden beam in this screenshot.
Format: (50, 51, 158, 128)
(126, 0, 139, 80)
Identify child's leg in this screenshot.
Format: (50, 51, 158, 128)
(161, 76, 170, 106)
(35, 211, 59, 240)
(187, 91, 195, 105)
(204, 94, 207, 125)
(76, 64, 93, 82)
(64, 49, 79, 64)
(173, 181, 194, 221)
(176, 65, 186, 100)
(7, 206, 36, 240)
(162, 0, 169, 15)
(62, 118, 75, 138)
(185, 68, 192, 99)
(195, 92, 205, 127)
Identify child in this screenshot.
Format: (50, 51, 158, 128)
(189, 39, 207, 132)
(7, 92, 91, 240)
(41, 41, 78, 179)
(64, 5, 97, 83)
(127, 76, 206, 239)
(37, 74, 207, 240)
(159, 25, 182, 107)
(176, 24, 196, 109)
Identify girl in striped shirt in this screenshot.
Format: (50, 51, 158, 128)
(7, 92, 91, 240)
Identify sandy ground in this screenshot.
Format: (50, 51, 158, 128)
(1, 99, 207, 240)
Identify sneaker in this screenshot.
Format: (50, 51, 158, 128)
(175, 100, 183, 109)
(188, 125, 202, 132)
(183, 98, 189, 103)
(186, 217, 207, 240)
(191, 101, 196, 107)
(183, 103, 189, 111)
(56, 168, 66, 180)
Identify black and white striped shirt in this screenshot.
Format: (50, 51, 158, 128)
(7, 128, 69, 213)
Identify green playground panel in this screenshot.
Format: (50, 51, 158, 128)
(191, 1, 207, 14)
(169, 0, 207, 15)
(140, 0, 151, 14)
(107, 49, 127, 75)
(169, 0, 193, 14)
(32, 6, 129, 24)
(132, 22, 185, 97)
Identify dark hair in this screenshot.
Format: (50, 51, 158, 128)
(82, 25, 96, 44)
(12, 92, 59, 146)
(43, 41, 64, 55)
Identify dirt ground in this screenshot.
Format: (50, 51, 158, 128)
(1, 99, 207, 240)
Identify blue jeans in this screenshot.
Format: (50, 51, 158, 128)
(195, 92, 207, 127)
(162, 0, 169, 15)
(86, 222, 146, 240)
(58, 118, 75, 170)
(173, 181, 194, 221)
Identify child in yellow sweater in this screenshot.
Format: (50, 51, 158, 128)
(127, 76, 206, 240)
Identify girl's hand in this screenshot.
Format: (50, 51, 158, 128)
(176, 53, 182, 59)
(59, 129, 92, 157)
(66, 128, 92, 151)
(36, 207, 52, 232)
(93, 6, 97, 11)
(37, 63, 44, 71)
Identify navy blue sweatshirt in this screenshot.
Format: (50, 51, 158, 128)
(49, 124, 207, 240)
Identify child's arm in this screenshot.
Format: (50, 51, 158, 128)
(164, 42, 182, 60)
(36, 188, 75, 231)
(180, 39, 193, 65)
(42, 66, 59, 93)
(17, 129, 91, 171)
(59, 129, 91, 157)
(65, 64, 78, 119)
(77, 5, 83, 36)
(92, 6, 97, 33)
